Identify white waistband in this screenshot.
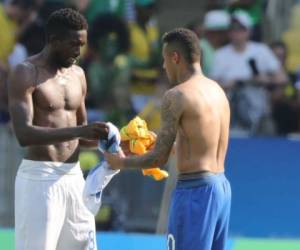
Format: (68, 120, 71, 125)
(17, 159, 82, 180)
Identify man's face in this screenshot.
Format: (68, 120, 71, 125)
(7, 4, 32, 24)
(272, 46, 286, 66)
(162, 43, 177, 85)
(206, 30, 229, 48)
(51, 29, 87, 68)
(229, 22, 250, 46)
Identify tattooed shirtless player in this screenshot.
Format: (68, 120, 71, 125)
(105, 28, 232, 250)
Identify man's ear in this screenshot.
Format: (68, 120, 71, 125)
(171, 51, 180, 64)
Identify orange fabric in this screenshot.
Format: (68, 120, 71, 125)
(120, 116, 168, 181)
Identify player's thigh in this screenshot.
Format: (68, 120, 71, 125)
(15, 176, 66, 250)
(168, 186, 217, 250)
(212, 179, 231, 250)
(57, 175, 97, 250)
(57, 220, 96, 250)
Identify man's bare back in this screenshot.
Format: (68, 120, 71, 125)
(104, 30, 230, 175)
(104, 74, 230, 174)
(174, 74, 230, 174)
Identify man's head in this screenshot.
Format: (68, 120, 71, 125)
(203, 10, 230, 48)
(270, 41, 287, 67)
(229, 10, 252, 47)
(135, 0, 156, 26)
(45, 8, 88, 68)
(5, 0, 37, 24)
(162, 28, 201, 84)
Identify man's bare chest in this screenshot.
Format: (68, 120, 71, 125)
(33, 73, 83, 111)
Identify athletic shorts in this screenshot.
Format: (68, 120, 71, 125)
(168, 172, 231, 250)
(15, 159, 97, 250)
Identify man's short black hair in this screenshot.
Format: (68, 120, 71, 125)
(10, 0, 37, 10)
(45, 8, 88, 41)
(162, 28, 201, 64)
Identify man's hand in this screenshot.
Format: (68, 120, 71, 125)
(120, 130, 157, 155)
(78, 122, 109, 140)
(120, 141, 132, 156)
(104, 150, 125, 170)
(148, 131, 157, 150)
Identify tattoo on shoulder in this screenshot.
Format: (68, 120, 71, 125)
(162, 90, 184, 125)
(122, 89, 184, 169)
(156, 90, 183, 150)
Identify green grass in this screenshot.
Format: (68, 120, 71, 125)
(234, 238, 300, 250)
(0, 229, 15, 250)
(1, 228, 300, 250)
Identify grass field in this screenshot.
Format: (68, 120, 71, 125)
(1, 229, 300, 250)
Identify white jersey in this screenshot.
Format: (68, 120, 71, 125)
(211, 41, 280, 86)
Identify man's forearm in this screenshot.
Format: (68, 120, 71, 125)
(123, 150, 166, 169)
(16, 125, 82, 147)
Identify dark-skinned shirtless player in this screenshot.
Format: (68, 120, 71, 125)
(9, 8, 106, 250)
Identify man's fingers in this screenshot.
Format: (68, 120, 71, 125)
(93, 122, 108, 128)
(149, 131, 157, 139)
(93, 127, 109, 139)
(118, 148, 126, 158)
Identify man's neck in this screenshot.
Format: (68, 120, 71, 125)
(232, 41, 248, 52)
(177, 63, 202, 84)
(40, 47, 63, 72)
(206, 36, 219, 49)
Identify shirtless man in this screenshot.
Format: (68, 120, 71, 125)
(8, 8, 107, 250)
(105, 28, 231, 250)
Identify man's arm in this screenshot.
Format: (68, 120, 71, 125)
(105, 89, 184, 169)
(8, 63, 106, 147)
(270, 67, 288, 85)
(260, 45, 288, 85)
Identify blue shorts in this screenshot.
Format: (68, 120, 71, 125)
(168, 172, 231, 250)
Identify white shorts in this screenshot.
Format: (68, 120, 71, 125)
(15, 159, 97, 250)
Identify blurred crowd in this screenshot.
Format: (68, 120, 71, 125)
(0, 0, 165, 132)
(1, 0, 300, 136)
(0, 0, 300, 232)
(192, 0, 300, 136)
(0, 0, 164, 232)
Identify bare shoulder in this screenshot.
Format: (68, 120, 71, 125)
(71, 64, 87, 92)
(9, 61, 36, 90)
(205, 77, 227, 95)
(71, 64, 85, 78)
(207, 77, 230, 109)
(162, 88, 186, 118)
(164, 87, 186, 105)
(13, 61, 35, 76)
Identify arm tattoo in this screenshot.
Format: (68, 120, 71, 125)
(123, 90, 183, 169)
